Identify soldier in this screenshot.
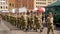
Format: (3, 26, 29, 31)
(20, 12, 25, 30)
(39, 13, 43, 32)
(31, 12, 35, 30)
(17, 13, 22, 29)
(34, 12, 39, 32)
(47, 12, 54, 34)
(27, 11, 31, 30)
(19, 13, 22, 30)
(24, 12, 28, 31)
(27, 11, 34, 30)
(21, 12, 28, 30)
(19, 13, 23, 30)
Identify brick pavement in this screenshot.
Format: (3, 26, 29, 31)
(0, 21, 11, 34)
(1, 20, 60, 34)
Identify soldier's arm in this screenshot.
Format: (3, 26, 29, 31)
(46, 17, 50, 26)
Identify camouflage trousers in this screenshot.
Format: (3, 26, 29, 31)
(47, 25, 54, 34)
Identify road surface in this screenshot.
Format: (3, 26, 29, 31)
(0, 20, 60, 34)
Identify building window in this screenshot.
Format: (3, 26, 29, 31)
(3, 6, 5, 9)
(36, 0, 46, 1)
(0, 2, 2, 4)
(9, 3, 14, 7)
(53, 0, 56, 1)
(22, 4, 26, 7)
(36, 6, 40, 8)
(0, 2, 2, 5)
(28, 0, 31, 1)
(17, 0, 20, 1)
(6, 6, 7, 9)
(36, 6, 43, 8)
(9, 3, 11, 6)
(28, 0, 32, 2)
(3, 2, 5, 4)
(29, 4, 33, 8)
(48, 2, 51, 3)
(31, 5, 33, 8)
(12, 4, 14, 7)
(36, 2, 46, 4)
(22, 4, 24, 7)
(1, 6, 2, 9)
(23, 0, 26, 1)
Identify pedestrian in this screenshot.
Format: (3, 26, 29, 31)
(47, 12, 54, 34)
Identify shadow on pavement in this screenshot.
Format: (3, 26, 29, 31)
(55, 27, 60, 31)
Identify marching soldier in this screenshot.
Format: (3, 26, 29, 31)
(20, 12, 25, 30)
(34, 12, 39, 32)
(27, 12, 32, 30)
(27, 11, 34, 30)
(38, 13, 43, 32)
(24, 12, 28, 31)
(47, 12, 54, 34)
(21, 12, 28, 30)
(19, 13, 23, 30)
(17, 13, 22, 29)
(35, 12, 43, 32)
(31, 12, 35, 30)
(19, 13, 22, 29)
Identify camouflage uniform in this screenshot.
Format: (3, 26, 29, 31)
(47, 17, 54, 34)
(30, 14, 34, 30)
(18, 13, 22, 29)
(24, 14, 28, 29)
(21, 13, 27, 30)
(34, 14, 39, 31)
(38, 15, 43, 32)
(47, 12, 54, 34)
(17, 16, 21, 28)
(21, 15, 25, 30)
(27, 14, 31, 30)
